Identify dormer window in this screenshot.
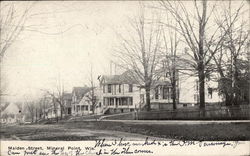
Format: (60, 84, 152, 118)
(118, 84, 121, 93)
(129, 84, 133, 92)
(208, 88, 213, 99)
(108, 84, 112, 93)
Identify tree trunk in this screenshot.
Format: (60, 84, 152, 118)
(60, 107, 63, 120)
(198, 63, 205, 109)
(225, 92, 232, 106)
(145, 86, 151, 111)
(233, 57, 240, 105)
(172, 70, 177, 110)
(198, 0, 207, 111)
(31, 114, 34, 123)
(35, 109, 37, 123)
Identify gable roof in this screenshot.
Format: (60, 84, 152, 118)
(72, 87, 91, 98)
(101, 71, 138, 85)
(1, 103, 20, 115)
(63, 93, 72, 100)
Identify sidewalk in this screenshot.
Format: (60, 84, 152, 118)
(101, 120, 250, 125)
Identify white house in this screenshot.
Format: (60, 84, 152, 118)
(76, 87, 103, 115)
(71, 87, 91, 116)
(99, 71, 145, 114)
(0, 102, 25, 124)
(178, 70, 222, 106)
(150, 49, 223, 110)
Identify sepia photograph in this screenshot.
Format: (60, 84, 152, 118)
(0, 0, 249, 155)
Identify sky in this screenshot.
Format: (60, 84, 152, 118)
(1, 1, 139, 102)
(1, 1, 248, 103)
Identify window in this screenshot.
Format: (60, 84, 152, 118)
(140, 94, 144, 104)
(118, 84, 121, 93)
(163, 86, 169, 99)
(129, 84, 133, 92)
(104, 98, 109, 105)
(155, 88, 159, 99)
(121, 98, 128, 105)
(128, 97, 133, 105)
(196, 80, 199, 91)
(108, 84, 112, 93)
(208, 88, 213, 99)
(103, 85, 105, 93)
(194, 93, 199, 102)
(116, 98, 121, 106)
(110, 98, 114, 105)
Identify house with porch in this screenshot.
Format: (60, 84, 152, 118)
(99, 71, 145, 114)
(150, 49, 222, 110)
(76, 87, 103, 115)
(71, 86, 91, 116)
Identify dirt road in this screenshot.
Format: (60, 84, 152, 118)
(0, 124, 163, 141)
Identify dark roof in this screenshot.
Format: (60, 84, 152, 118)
(153, 80, 171, 87)
(63, 93, 72, 100)
(101, 71, 138, 84)
(72, 87, 90, 98)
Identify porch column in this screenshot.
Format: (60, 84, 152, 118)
(159, 86, 162, 100)
(114, 97, 116, 108)
(88, 103, 90, 114)
(79, 105, 82, 115)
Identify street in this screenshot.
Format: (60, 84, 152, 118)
(1, 120, 250, 141)
(0, 123, 163, 141)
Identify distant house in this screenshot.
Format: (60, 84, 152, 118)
(77, 87, 103, 115)
(63, 93, 72, 116)
(44, 97, 61, 119)
(0, 102, 25, 124)
(1, 113, 16, 124)
(71, 87, 91, 116)
(99, 71, 145, 114)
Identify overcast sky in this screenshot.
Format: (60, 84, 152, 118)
(1, 1, 140, 102)
(1, 1, 248, 102)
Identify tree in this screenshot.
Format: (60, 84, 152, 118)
(43, 90, 63, 121)
(0, 2, 34, 62)
(159, 0, 242, 109)
(24, 101, 36, 123)
(86, 63, 98, 114)
(0, 2, 34, 103)
(161, 20, 180, 110)
(39, 94, 51, 119)
(114, 4, 163, 111)
(211, 1, 248, 106)
(41, 74, 66, 120)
